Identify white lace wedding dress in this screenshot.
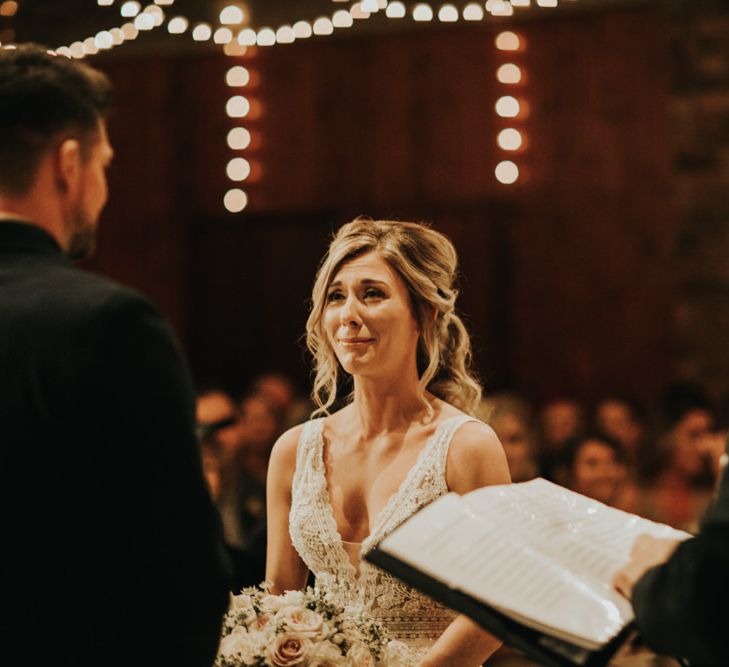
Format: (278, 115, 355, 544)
(289, 414, 475, 665)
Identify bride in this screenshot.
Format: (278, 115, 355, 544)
(266, 218, 510, 666)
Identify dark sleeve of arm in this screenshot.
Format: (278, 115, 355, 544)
(632, 449, 729, 666)
(87, 292, 232, 664)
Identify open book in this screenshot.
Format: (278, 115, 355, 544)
(365, 478, 690, 667)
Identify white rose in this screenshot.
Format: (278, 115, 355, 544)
(308, 640, 346, 667)
(280, 589, 305, 607)
(345, 642, 375, 667)
(219, 626, 257, 663)
(276, 606, 325, 638)
(384, 640, 412, 667)
(230, 593, 254, 613)
(262, 593, 287, 613)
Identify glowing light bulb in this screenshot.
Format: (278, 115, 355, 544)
(313, 17, 334, 35)
(497, 63, 522, 84)
(237, 28, 257, 45)
(495, 96, 520, 117)
(332, 10, 354, 28)
(226, 66, 250, 87)
(192, 23, 212, 41)
(385, 2, 406, 18)
(94, 31, 114, 49)
(227, 128, 251, 150)
(438, 4, 458, 22)
(226, 96, 250, 118)
(495, 160, 519, 184)
(220, 5, 245, 25)
(120, 1, 140, 17)
(412, 4, 434, 21)
(496, 31, 521, 51)
(276, 26, 295, 43)
(226, 157, 251, 182)
(497, 128, 523, 150)
(463, 3, 484, 20)
(214, 27, 233, 44)
(167, 17, 188, 34)
(256, 28, 276, 46)
(293, 21, 313, 39)
(224, 189, 248, 213)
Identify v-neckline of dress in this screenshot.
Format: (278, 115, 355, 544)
(315, 414, 462, 560)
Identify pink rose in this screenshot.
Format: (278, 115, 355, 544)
(268, 632, 312, 667)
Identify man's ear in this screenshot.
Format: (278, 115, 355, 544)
(54, 138, 82, 194)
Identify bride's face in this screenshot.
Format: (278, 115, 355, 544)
(324, 251, 420, 378)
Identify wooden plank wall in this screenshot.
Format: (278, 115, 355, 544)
(84, 6, 676, 403)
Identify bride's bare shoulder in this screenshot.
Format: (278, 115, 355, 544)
(268, 422, 308, 478)
(444, 410, 511, 493)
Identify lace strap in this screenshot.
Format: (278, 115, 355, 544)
(293, 418, 325, 487)
(432, 414, 480, 477)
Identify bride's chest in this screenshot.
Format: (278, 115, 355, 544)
(324, 442, 425, 539)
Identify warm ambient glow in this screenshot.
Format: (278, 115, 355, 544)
(495, 160, 519, 184)
(154, 0, 174, 5)
(226, 95, 250, 118)
(360, 0, 379, 12)
(0, 1, 18, 17)
(226, 66, 250, 87)
(120, 1, 140, 17)
(83, 37, 98, 55)
(496, 31, 521, 51)
(167, 17, 188, 34)
(495, 96, 520, 117)
(110, 28, 125, 45)
(224, 189, 248, 213)
(226, 157, 251, 182)
(537, 0, 558, 6)
(385, 2, 406, 18)
(438, 5, 458, 22)
(70, 42, 85, 58)
(463, 3, 485, 20)
(497, 63, 522, 84)
(412, 4, 434, 21)
(97, 0, 114, 6)
(511, 0, 531, 6)
(220, 5, 245, 25)
(227, 127, 251, 150)
(497, 128, 523, 151)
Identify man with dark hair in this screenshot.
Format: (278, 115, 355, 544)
(0, 45, 231, 666)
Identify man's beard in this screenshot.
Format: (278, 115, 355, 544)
(65, 207, 97, 260)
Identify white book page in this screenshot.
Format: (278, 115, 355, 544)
(377, 479, 690, 650)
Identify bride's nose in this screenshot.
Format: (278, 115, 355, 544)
(339, 294, 361, 327)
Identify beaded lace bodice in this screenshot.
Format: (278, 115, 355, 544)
(289, 415, 474, 660)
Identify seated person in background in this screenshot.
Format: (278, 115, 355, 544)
(563, 433, 637, 511)
(477, 393, 538, 483)
(638, 384, 718, 532)
(536, 397, 584, 483)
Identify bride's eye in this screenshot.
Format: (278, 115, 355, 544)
(326, 290, 344, 303)
(363, 287, 385, 300)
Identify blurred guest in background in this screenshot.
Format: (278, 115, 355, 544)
(477, 393, 538, 483)
(638, 383, 719, 532)
(536, 397, 584, 483)
(563, 433, 637, 511)
(251, 371, 311, 431)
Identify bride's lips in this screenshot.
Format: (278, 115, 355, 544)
(339, 338, 375, 347)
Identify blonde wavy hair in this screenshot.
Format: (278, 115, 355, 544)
(306, 218, 482, 418)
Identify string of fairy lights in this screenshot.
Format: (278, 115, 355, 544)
(0, 1, 570, 209)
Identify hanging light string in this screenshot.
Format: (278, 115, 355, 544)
(0, 2, 575, 56)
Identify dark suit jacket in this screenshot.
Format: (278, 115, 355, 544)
(632, 438, 729, 665)
(0, 221, 231, 666)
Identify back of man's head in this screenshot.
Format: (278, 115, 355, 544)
(0, 44, 112, 196)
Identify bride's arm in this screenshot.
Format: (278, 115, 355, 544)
(265, 425, 310, 594)
(420, 421, 511, 667)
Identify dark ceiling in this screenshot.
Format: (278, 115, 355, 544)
(1, 0, 661, 55)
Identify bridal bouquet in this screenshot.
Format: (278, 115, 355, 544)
(215, 584, 394, 667)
